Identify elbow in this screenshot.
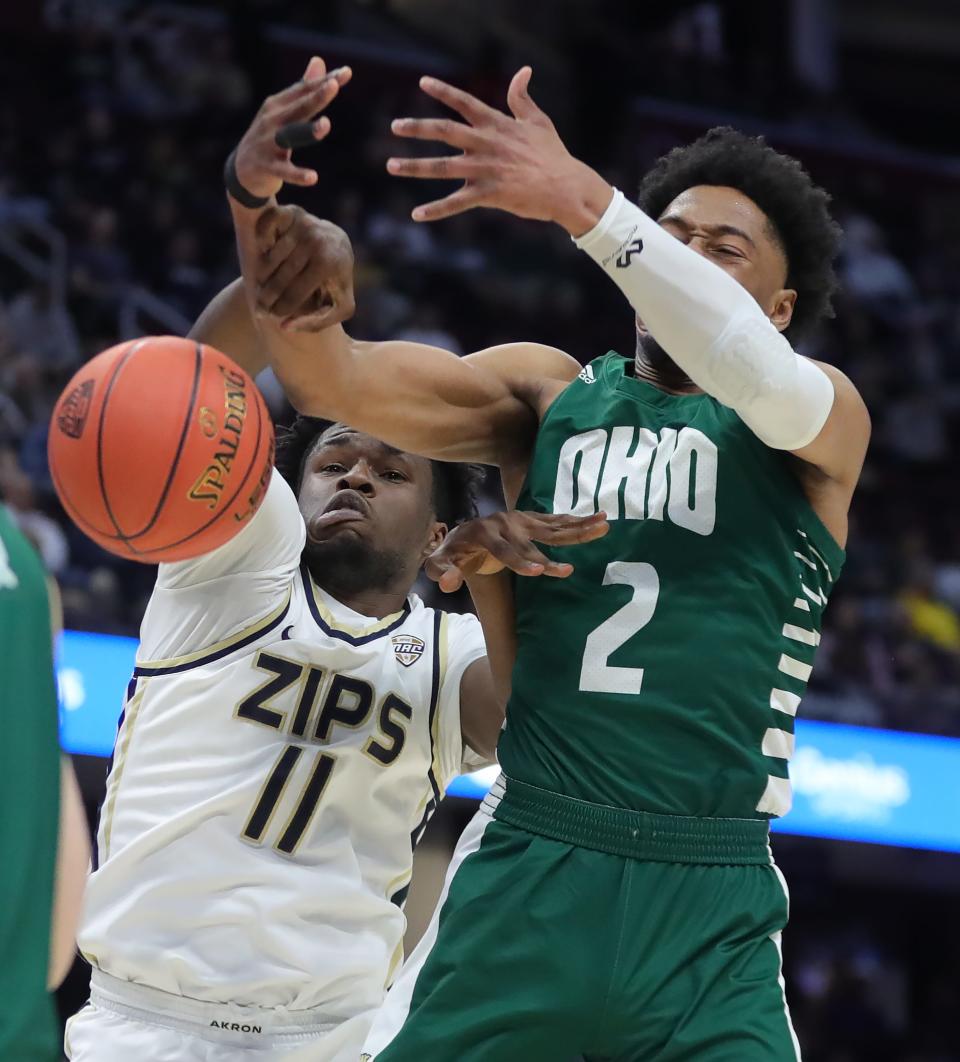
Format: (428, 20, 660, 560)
(48, 933, 79, 990)
(461, 707, 505, 766)
(474, 701, 507, 764)
(493, 684, 511, 723)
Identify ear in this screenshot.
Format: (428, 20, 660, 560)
(420, 521, 448, 563)
(769, 288, 797, 334)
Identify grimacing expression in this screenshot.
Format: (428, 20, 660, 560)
(297, 427, 446, 595)
(637, 184, 797, 340)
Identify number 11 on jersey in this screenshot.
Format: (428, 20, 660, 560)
(579, 562, 660, 695)
(242, 746, 336, 855)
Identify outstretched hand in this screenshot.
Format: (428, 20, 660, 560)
(387, 67, 612, 234)
(233, 57, 352, 202)
(425, 509, 610, 593)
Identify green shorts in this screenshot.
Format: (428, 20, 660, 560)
(365, 776, 800, 1062)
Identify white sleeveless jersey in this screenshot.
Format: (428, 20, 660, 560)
(78, 472, 487, 1020)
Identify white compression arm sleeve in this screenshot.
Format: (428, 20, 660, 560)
(573, 189, 835, 450)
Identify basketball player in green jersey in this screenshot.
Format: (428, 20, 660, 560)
(0, 507, 90, 1060)
(224, 61, 870, 1059)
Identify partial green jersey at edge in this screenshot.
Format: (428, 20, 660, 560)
(501, 353, 844, 819)
(0, 506, 61, 1061)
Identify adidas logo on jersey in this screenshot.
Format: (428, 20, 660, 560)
(392, 634, 425, 667)
(578, 364, 596, 384)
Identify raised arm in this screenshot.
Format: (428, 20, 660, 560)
(223, 59, 579, 467)
(186, 59, 351, 375)
(187, 207, 364, 382)
(188, 278, 266, 378)
(189, 219, 558, 469)
(384, 68, 870, 507)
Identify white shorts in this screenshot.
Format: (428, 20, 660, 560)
(65, 971, 376, 1061)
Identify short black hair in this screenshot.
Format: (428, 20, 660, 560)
(636, 126, 842, 342)
(274, 415, 482, 527)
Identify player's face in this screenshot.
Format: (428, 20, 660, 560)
(296, 427, 445, 595)
(644, 184, 797, 335)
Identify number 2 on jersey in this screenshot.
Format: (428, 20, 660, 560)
(242, 746, 335, 855)
(579, 562, 660, 695)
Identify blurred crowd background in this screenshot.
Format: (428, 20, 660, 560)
(2, 2, 959, 1059)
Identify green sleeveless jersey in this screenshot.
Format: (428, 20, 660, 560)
(501, 352, 844, 820)
(0, 507, 60, 1060)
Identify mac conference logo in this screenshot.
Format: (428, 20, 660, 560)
(392, 634, 425, 667)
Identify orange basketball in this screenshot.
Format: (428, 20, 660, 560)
(48, 336, 275, 564)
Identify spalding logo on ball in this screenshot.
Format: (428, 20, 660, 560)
(48, 336, 275, 563)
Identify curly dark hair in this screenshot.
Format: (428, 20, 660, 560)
(274, 415, 482, 527)
(636, 126, 842, 341)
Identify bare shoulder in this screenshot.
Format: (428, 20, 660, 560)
(792, 359, 871, 490)
(463, 342, 580, 419)
(815, 360, 871, 434)
(792, 359, 871, 550)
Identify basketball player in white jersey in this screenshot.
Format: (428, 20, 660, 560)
(64, 64, 608, 1059)
(65, 399, 605, 1062)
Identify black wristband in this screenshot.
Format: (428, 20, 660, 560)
(224, 149, 270, 209)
